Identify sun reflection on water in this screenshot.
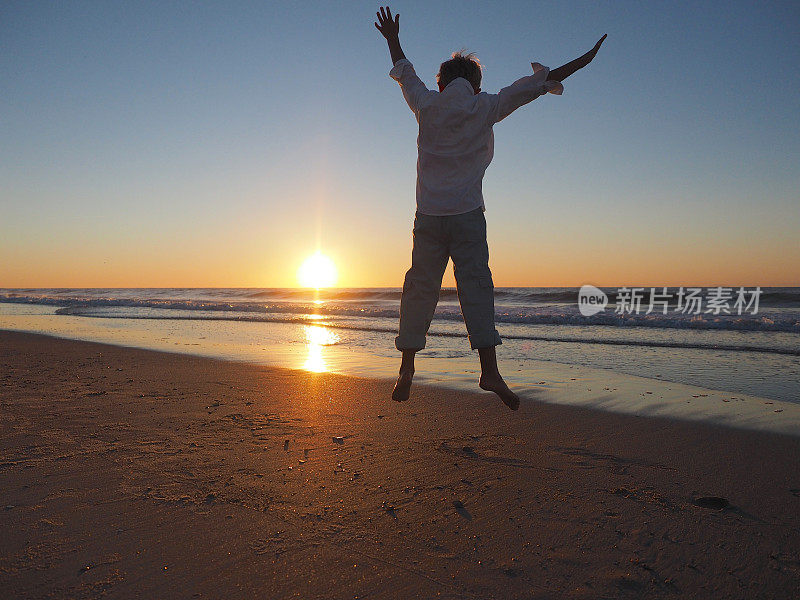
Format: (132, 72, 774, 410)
(302, 323, 340, 373)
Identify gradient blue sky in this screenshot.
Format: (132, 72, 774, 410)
(2, 0, 798, 287)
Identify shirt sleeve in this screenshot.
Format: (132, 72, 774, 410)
(389, 59, 433, 116)
(491, 62, 563, 124)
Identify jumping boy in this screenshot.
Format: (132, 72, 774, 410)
(375, 6, 606, 409)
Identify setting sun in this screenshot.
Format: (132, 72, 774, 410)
(297, 252, 338, 288)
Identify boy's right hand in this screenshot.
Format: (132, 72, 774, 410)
(547, 34, 607, 83)
(585, 34, 607, 63)
(374, 6, 400, 40)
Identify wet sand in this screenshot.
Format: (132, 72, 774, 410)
(1, 330, 798, 599)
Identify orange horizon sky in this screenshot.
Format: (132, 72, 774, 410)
(2, 235, 797, 289)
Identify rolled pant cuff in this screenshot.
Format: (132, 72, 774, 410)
(395, 335, 427, 351)
(468, 329, 502, 350)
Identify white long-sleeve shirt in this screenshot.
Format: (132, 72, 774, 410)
(389, 58, 563, 216)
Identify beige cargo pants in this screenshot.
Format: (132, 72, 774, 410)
(395, 207, 502, 351)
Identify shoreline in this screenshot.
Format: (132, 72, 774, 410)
(1, 330, 799, 598)
(1, 316, 798, 436)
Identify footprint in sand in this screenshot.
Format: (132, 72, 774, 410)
(452, 500, 472, 520)
(693, 496, 729, 510)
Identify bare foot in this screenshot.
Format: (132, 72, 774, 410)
(392, 370, 414, 402)
(479, 374, 520, 411)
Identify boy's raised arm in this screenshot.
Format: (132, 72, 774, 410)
(492, 34, 607, 123)
(548, 34, 607, 82)
(375, 6, 406, 65)
(377, 6, 432, 116)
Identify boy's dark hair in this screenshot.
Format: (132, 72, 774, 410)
(437, 51, 482, 91)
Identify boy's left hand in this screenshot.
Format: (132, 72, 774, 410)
(374, 6, 400, 40)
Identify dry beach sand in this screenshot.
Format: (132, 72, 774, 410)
(1, 330, 799, 599)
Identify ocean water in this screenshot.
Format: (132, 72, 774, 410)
(1, 287, 798, 409)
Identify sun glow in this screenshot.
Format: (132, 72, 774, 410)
(297, 252, 337, 289)
(302, 324, 340, 373)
